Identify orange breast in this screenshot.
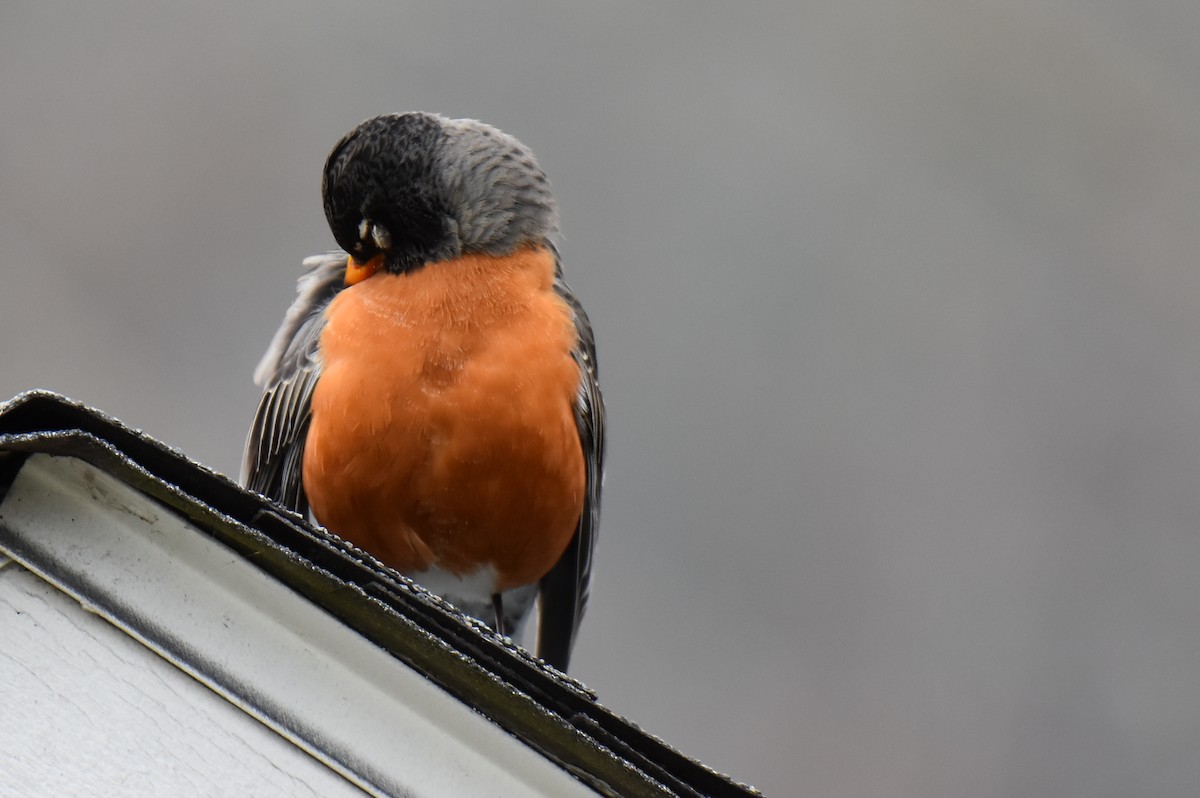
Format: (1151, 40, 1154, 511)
(302, 246, 585, 591)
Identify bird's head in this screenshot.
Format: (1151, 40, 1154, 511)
(321, 112, 559, 285)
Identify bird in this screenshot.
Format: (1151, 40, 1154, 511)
(243, 112, 604, 672)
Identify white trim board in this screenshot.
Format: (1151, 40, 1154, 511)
(0, 453, 594, 798)
(1, 560, 369, 797)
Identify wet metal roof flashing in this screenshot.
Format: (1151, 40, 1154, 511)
(0, 390, 758, 797)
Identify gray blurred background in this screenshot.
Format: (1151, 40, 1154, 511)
(3, 2, 1199, 795)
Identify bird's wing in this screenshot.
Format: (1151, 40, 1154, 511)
(242, 252, 348, 515)
(537, 253, 606, 672)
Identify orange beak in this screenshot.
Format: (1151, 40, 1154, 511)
(345, 253, 385, 286)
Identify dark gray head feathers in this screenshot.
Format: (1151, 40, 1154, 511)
(321, 112, 558, 273)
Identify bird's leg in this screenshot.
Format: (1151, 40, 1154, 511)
(492, 593, 507, 637)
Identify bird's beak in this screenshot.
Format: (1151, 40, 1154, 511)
(345, 253, 385, 286)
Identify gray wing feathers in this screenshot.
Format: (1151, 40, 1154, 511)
(537, 259, 605, 672)
(252, 252, 348, 386)
(242, 253, 347, 513)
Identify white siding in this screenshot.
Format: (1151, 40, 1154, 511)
(0, 559, 367, 797)
(0, 455, 594, 797)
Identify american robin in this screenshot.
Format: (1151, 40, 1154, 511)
(243, 112, 604, 672)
